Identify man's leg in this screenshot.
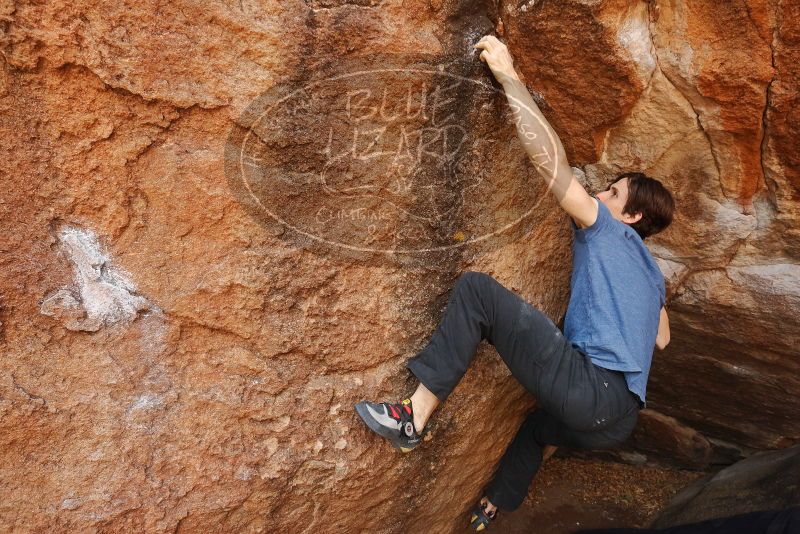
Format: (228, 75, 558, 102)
(408, 383, 439, 437)
(405, 270, 531, 409)
(485, 406, 639, 512)
(406, 270, 601, 430)
(356, 270, 533, 451)
(356, 270, 630, 452)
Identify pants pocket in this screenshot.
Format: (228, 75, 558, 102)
(562, 373, 636, 433)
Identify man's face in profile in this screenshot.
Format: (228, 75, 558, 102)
(597, 177, 641, 225)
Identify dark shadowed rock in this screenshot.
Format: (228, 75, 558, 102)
(651, 444, 800, 528)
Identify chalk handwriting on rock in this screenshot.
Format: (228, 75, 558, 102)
(225, 61, 559, 261)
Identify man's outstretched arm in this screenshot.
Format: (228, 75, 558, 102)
(655, 306, 670, 350)
(474, 35, 598, 229)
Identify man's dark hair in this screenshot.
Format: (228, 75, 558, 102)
(615, 171, 675, 241)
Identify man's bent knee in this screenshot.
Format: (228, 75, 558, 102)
(459, 270, 483, 283)
(454, 270, 483, 294)
(458, 270, 496, 290)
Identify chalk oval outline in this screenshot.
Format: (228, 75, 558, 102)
(230, 66, 559, 255)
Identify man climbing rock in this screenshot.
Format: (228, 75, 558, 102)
(354, 34, 675, 530)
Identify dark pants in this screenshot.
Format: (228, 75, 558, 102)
(406, 271, 641, 511)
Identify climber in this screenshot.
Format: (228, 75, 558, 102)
(354, 34, 675, 530)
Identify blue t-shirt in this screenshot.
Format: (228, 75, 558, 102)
(564, 195, 665, 409)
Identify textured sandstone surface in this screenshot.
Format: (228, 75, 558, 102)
(1, 0, 798, 532)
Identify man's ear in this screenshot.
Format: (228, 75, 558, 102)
(622, 211, 643, 225)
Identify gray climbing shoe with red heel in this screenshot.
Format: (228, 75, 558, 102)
(354, 398, 423, 453)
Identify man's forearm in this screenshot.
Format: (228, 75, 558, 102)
(499, 71, 574, 204)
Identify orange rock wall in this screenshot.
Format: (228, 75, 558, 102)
(1, 0, 797, 531)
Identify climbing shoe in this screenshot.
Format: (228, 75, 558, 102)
(469, 499, 497, 531)
(354, 398, 423, 453)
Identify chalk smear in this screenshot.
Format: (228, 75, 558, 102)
(40, 225, 153, 331)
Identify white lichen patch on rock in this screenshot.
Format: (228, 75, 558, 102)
(40, 225, 153, 331)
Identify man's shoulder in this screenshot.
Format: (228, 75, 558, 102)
(570, 196, 600, 230)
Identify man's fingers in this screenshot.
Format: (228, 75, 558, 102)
(474, 35, 495, 50)
(479, 50, 489, 62)
(482, 35, 499, 47)
(483, 35, 506, 52)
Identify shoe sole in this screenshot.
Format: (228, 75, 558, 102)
(354, 401, 416, 453)
(470, 513, 486, 531)
(469, 507, 492, 531)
